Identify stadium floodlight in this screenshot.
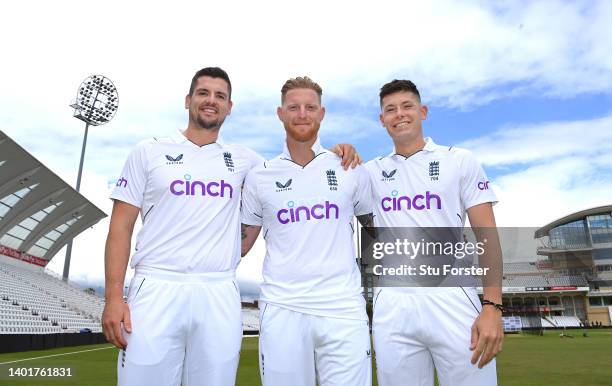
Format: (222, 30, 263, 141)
(62, 75, 119, 282)
(70, 75, 119, 127)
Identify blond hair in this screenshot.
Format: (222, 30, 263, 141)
(280, 76, 322, 103)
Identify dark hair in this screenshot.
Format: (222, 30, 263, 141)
(189, 67, 232, 98)
(379, 79, 421, 106)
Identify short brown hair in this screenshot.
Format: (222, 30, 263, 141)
(379, 79, 421, 107)
(280, 76, 322, 103)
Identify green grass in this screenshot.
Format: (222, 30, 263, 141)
(0, 330, 611, 385)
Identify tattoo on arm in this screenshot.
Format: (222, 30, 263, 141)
(357, 213, 374, 228)
(241, 224, 252, 240)
(357, 213, 376, 238)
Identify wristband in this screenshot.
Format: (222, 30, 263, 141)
(481, 299, 504, 312)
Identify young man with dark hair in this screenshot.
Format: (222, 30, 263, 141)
(241, 76, 374, 386)
(365, 79, 503, 386)
(102, 68, 360, 386)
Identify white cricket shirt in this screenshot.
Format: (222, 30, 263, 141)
(110, 129, 263, 273)
(365, 138, 497, 228)
(241, 138, 373, 320)
(365, 138, 498, 292)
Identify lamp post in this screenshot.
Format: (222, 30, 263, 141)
(63, 75, 118, 282)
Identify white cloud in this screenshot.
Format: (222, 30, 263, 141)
(2, 1, 611, 109)
(491, 156, 612, 227)
(2, 0, 611, 174)
(453, 113, 612, 261)
(458, 115, 612, 167)
(459, 115, 612, 230)
(4, 0, 612, 285)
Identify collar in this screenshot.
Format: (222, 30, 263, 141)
(388, 137, 437, 158)
(281, 137, 326, 159)
(172, 128, 225, 148)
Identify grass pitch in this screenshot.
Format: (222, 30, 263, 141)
(0, 330, 611, 385)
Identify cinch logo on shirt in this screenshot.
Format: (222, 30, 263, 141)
(169, 174, 233, 198)
(478, 181, 490, 190)
(116, 177, 128, 188)
(276, 200, 339, 224)
(381, 191, 442, 212)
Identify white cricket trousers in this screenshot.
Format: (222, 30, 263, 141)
(117, 267, 242, 386)
(373, 288, 497, 386)
(258, 303, 372, 386)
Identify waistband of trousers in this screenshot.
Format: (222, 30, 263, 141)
(134, 266, 235, 283)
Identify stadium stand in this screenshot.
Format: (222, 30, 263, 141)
(1, 260, 263, 335)
(503, 275, 549, 287)
(520, 316, 541, 329)
(503, 262, 544, 274)
(242, 307, 260, 333)
(502, 274, 588, 288)
(502, 316, 522, 332)
(548, 275, 587, 286)
(540, 318, 555, 328)
(548, 315, 582, 327)
(0, 260, 102, 334)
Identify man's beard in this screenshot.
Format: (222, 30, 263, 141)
(285, 122, 319, 142)
(191, 108, 225, 131)
(195, 115, 225, 131)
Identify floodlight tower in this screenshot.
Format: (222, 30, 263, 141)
(63, 75, 119, 281)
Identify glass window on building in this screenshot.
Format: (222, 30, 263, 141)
(604, 296, 612, 306)
(550, 220, 589, 249)
(589, 214, 612, 244)
(589, 297, 603, 306)
(574, 297, 586, 320)
(593, 249, 612, 262)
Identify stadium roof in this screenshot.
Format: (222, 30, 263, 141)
(0, 130, 106, 264)
(534, 205, 612, 238)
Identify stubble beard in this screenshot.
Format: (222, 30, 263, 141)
(196, 115, 224, 131)
(191, 109, 225, 131)
(285, 121, 319, 143)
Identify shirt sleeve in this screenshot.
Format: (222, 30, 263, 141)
(352, 165, 374, 216)
(245, 147, 265, 170)
(457, 149, 498, 210)
(240, 168, 263, 226)
(109, 141, 148, 209)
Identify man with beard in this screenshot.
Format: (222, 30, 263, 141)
(102, 68, 360, 386)
(241, 76, 374, 386)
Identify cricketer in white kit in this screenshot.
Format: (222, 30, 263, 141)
(241, 77, 375, 386)
(365, 80, 503, 386)
(102, 67, 360, 386)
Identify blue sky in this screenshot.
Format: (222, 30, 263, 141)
(1, 0, 611, 287)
